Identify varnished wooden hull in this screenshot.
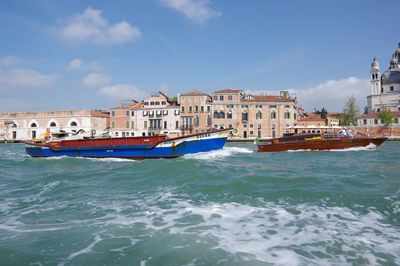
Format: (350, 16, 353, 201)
(257, 137, 387, 152)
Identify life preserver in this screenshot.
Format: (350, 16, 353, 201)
(232, 129, 238, 135)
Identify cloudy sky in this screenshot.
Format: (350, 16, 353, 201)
(0, 0, 398, 113)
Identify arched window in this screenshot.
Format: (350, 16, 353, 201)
(30, 123, 37, 128)
(194, 115, 199, 126)
(271, 111, 276, 119)
(70, 121, 77, 127)
(227, 111, 232, 119)
(256, 111, 262, 120)
(219, 111, 225, 119)
(213, 111, 219, 119)
(207, 115, 212, 126)
(50, 122, 57, 127)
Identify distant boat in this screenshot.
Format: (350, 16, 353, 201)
(257, 129, 387, 152)
(25, 128, 231, 159)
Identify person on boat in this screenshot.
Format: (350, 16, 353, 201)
(44, 128, 51, 141)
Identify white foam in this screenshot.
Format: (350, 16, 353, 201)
(104, 191, 400, 265)
(83, 157, 136, 162)
(330, 143, 378, 152)
(60, 234, 102, 266)
(183, 146, 253, 160)
(286, 143, 378, 153)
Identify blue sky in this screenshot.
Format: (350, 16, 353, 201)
(0, 0, 399, 112)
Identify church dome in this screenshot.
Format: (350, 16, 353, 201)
(381, 68, 400, 85)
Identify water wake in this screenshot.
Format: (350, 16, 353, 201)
(183, 146, 253, 160)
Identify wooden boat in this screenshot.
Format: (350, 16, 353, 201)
(25, 128, 231, 159)
(257, 130, 387, 152)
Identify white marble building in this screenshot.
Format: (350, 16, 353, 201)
(367, 43, 400, 112)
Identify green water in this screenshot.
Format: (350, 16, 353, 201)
(0, 142, 399, 265)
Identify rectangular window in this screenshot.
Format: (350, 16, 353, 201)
(32, 131, 36, 139)
(176, 121, 179, 129)
(195, 106, 199, 112)
(126, 111, 129, 116)
(182, 106, 185, 112)
(220, 95, 224, 101)
(201, 106, 204, 112)
(213, 96, 218, 101)
(111, 111, 115, 116)
(131, 111, 135, 116)
(131, 121, 134, 128)
(164, 121, 167, 129)
(207, 106, 211, 112)
(126, 121, 129, 128)
(144, 121, 148, 129)
(228, 95, 233, 101)
(189, 106, 192, 113)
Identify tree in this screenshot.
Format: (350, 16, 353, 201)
(340, 95, 360, 126)
(320, 108, 327, 119)
(378, 108, 394, 127)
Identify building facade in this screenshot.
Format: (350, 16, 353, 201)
(211, 89, 298, 139)
(0, 110, 109, 142)
(110, 92, 181, 137)
(179, 91, 212, 134)
(367, 42, 400, 112)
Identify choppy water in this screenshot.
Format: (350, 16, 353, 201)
(0, 142, 399, 266)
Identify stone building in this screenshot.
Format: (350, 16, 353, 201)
(367, 42, 400, 112)
(211, 89, 298, 139)
(358, 42, 400, 127)
(110, 91, 181, 137)
(0, 110, 109, 142)
(179, 91, 212, 134)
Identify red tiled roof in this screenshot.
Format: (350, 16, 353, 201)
(213, 89, 242, 94)
(298, 117, 326, 122)
(241, 95, 293, 103)
(358, 111, 400, 119)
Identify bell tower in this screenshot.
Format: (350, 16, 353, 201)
(370, 57, 381, 95)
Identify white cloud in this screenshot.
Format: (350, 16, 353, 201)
(161, 0, 221, 24)
(294, 77, 369, 112)
(244, 77, 370, 112)
(67, 58, 84, 70)
(67, 58, 101, 71)
(83, 72, 112, 87)
(0, 55, 24, 67)
(59, 7, 141, 44)
(99, 84, 149, 100)
(0, 68, 59, 90)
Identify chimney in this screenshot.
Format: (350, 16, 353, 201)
(280, 90, 289, 99)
